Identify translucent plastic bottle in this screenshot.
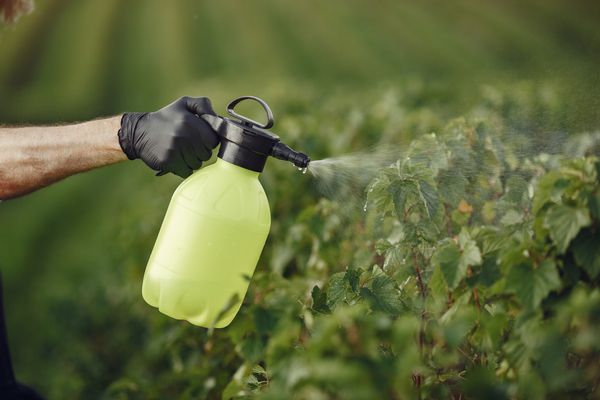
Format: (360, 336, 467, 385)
(141, 96, 310, 328)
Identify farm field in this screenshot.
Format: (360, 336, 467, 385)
(1, 0, 599, 398)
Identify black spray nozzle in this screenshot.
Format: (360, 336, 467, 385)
(271, 142, 310, 168)
(202, 96, 311, 172)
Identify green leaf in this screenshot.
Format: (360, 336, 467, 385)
(476, 310, 508, 351)
(389, 177, 439, 220)
(474, 256, 502, 287)
(507, 261, 561, 309)
(311, 285, 330, 314)
(326, 272, 349, 310)
(367, 172, 393, 212)
(346, 268, 362, 293)
(459, 231, 482, 269)
(389, 179, 418, 217)
(325, 270, 360, 310)
(436, 233, 482, 289)
(406, 133, 448, 173)
(572, 229, 600, 279)
(532, 171, 570, 214)
(382, 244, 404, 273)
(416, 220, 439, 243)
(436, 242, 463, 289)
(500, 210, 523, 226)
(479, 228, 510, 255)
(365, 274, 403, 315)
(544, 205, 591, 253)
(443, 307, 477, 348)
(240, 334, 264, 362)
(222, 364, 252, 400)
(503, 175, 529, 205)
(254, 307, 278, 336)
(437, 170, 468, 206)
(417, 179, 439, 219)
(461, 367, 509, 400)
(429, 262, 448, 298)
(517, 372, 546, 400)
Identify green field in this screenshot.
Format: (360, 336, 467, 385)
(1, 0, 600, 398)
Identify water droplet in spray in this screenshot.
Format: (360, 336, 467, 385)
(363, 201, 368, 212)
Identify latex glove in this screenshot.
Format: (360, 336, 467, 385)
(118, 96, 220, 178)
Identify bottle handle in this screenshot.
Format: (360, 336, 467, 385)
(226, 96, 274, 129)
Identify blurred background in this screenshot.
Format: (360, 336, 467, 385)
(0, 0, 599, 398)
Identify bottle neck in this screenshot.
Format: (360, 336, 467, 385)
(217, 140, 269, 173)
(215, 157, 261, 178)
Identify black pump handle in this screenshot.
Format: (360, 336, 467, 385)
(226, 96, 274, 129)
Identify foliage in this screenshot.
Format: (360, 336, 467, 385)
(1, 83, 599, 399)
(96, 88, 599, 399)
(1, 1, 600, 398)
(198, 106, 598, 400)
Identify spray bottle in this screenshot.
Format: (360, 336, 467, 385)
(142, 96, 310, 328)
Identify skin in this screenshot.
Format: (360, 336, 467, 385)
(0, 116, 126, 199)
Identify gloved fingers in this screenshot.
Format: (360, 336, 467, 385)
(183, 114, 220, 150)
(184, 96, 216, 117)
(168, 154, 193, 178)
(179, 140, 203, 171)
(124, 96, 219, 178)
(190, 140, 211, 163)
(171, 163, 193, 179)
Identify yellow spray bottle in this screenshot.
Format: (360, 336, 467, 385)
(142, 96, 310, 328)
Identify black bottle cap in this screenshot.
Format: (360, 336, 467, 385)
(202, 96, 310, 173)
(216, 120, 279, 173)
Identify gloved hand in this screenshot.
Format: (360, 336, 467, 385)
(118, 96, 220, 178)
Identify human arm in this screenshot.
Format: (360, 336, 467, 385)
(0, 117, 125, 199)
(0, 96, 219, 200)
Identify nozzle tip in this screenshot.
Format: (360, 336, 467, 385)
(271, 142, 310, 168)
(292, 153, 310, 168)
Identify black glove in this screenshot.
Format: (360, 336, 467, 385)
(118, 96, 220, 178)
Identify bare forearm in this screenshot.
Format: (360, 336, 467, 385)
(0, 96, 221, 199)
(0, 116, 126, 199)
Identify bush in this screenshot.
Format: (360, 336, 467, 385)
(226, 122, 600, 400)
(2, 83, 597, 399)
(99, 86, 600, 399)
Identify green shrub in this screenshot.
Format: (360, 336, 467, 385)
(4, 84, 598, 399)
(217, 116, 599, 399)
(102, 87, 600, 399)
